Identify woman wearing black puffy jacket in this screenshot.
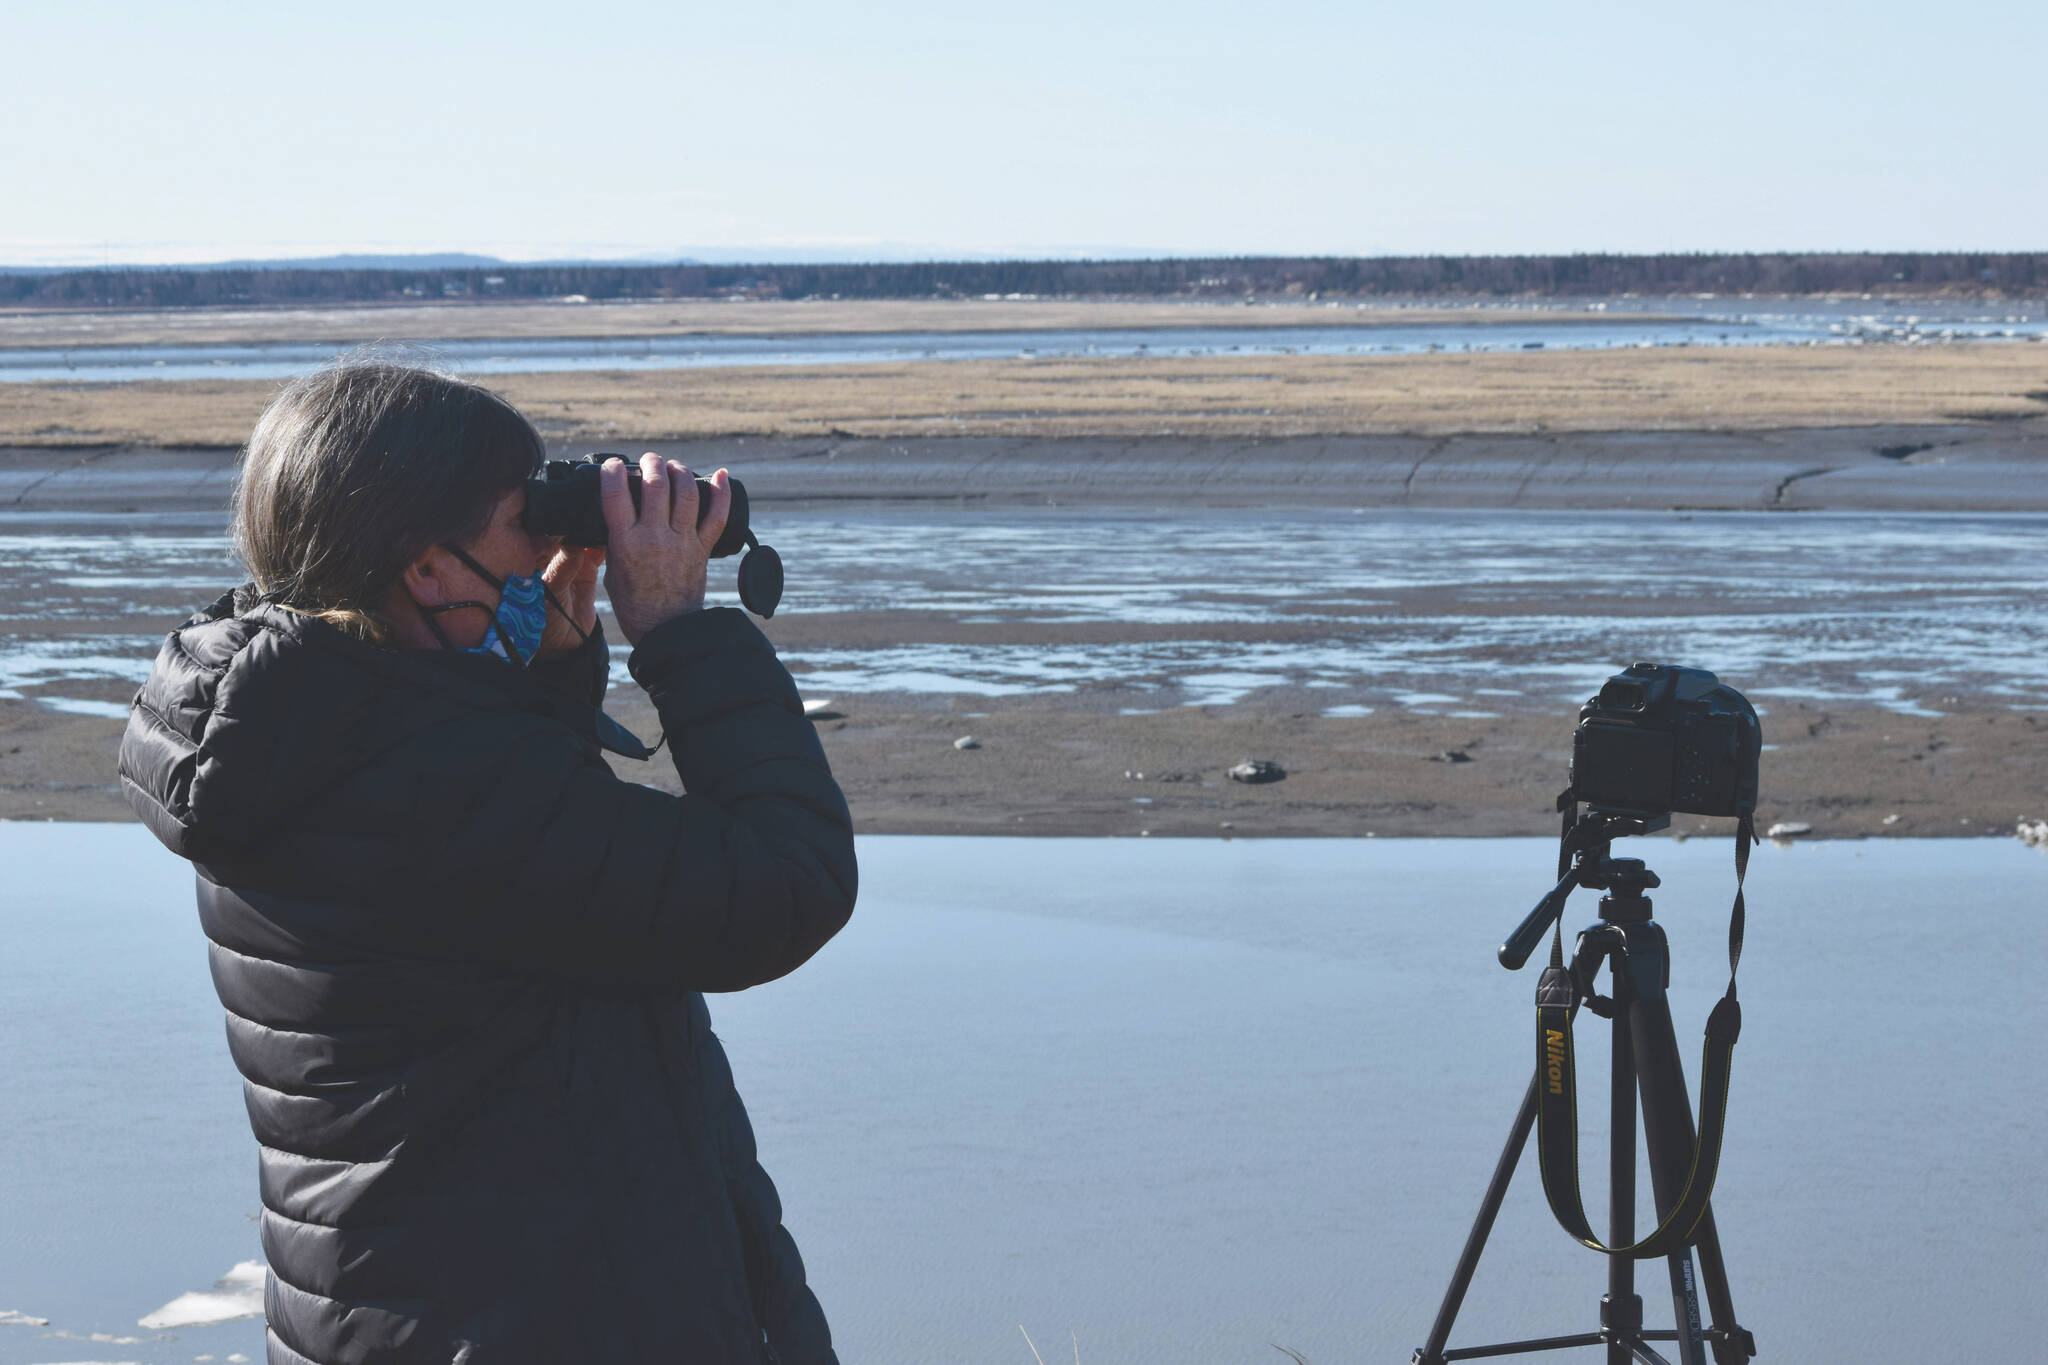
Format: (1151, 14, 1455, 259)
(117, 362, 856, 1365)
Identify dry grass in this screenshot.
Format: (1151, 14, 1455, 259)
(0, 297, 1635, 349)
(2, 344, 2044, 447)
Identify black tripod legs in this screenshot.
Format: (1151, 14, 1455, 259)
(1629, 995, 1756, 1365)
(1415, 1077, 1540, 1364)
(1412, 988, 1754, 1365)
(1615, 996, 1709, 1365)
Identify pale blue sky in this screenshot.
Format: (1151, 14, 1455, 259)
(4, 0, 2041, 265)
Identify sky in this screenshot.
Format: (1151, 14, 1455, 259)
(4, 0, 2043, 266)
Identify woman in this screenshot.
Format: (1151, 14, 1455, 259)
(118, 362, 857, 1364)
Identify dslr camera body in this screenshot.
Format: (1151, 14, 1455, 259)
(1570, 663, 1761, 820)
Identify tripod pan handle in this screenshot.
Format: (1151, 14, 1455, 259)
(1499, 871, 1576, 970)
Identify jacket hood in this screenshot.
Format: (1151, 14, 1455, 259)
(119, 587, 549, 861)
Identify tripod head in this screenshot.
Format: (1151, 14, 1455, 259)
(1498, 810, 1668, 970)
(1583, 855, 1660, 899)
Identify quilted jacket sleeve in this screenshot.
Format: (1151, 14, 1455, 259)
(386, 607, 857, 992)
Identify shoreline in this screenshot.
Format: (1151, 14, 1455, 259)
(6, 421, 2046, 513)
(7, 695, 2041, 839)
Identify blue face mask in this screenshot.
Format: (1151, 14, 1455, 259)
(422, 544, 554, 667)
(468, 569, 549, 666)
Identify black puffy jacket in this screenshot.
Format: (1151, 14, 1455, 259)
(118, 589, 857, 1365)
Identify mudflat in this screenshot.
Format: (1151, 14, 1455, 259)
(2, 334, 2043, 840)
(9, 680, 2039, 841)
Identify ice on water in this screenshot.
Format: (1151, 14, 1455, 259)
(136, 1263, 263, 1331)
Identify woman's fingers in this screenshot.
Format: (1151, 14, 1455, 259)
(549, 545, 601, 601)
(667, 459, 699, 533)
(541, 546, 574, 588)
(599, 457, 636, 540)
(699, 469, 733, 549)
(603, 455, 712, 643)
(638, 453, 668, 528)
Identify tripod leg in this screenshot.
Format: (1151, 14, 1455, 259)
(1685, 1211, 1755, 1363)
(1414, 1076, 1539, 1365)
(1606, 1011, 1639, 1365)
(1630, 993, 1741, 1365)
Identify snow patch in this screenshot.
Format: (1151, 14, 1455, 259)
(137, 1261, 264, 1330)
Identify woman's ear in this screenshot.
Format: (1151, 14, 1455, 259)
(382, 545, 484, 650)
(399, 545, 460, 609)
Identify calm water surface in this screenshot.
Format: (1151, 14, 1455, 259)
(1, 827, 2041, 1363)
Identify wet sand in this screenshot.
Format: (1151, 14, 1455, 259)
(8, 689, 2040, 841)
(622, 694, 2048, 839)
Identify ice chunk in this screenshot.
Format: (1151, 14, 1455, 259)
(137, 1261, 264, 1330)
(0, 1309, 50, 1326)
(37, 697, 133, 720)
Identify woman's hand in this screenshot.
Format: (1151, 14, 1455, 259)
(601, 454, 732, 645)
(535, 543, 605, 658)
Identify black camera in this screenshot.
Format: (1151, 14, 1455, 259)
(1570, 663, 1760, 819)
(520, 454, 783, 618)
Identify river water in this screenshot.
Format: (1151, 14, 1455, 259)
(0, 827, 2040, 1364)
(3, 507, 2044, 720)
(4, 298, 2046, 384)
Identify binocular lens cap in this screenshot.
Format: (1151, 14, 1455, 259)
(738, 545, 784, 619)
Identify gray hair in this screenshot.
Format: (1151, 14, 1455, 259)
(232, 360, 545, 640)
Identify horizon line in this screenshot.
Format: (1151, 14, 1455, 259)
(5, 245, 2046, 274)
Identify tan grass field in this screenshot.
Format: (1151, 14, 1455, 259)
(0, 297, 1638, 349)
(3, 343, 2044, 446)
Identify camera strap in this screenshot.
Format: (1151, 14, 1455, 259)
(1533, 801, 1756, 1259)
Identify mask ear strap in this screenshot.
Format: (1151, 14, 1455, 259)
(406, 546, 500, 654)
(417, 605, 459, 652)
(427, 543, 519, 657)
(406, 590, 491, 653)
(448, 540, 592, 647)
(540, 584, 591, 644)
(442, 542, 505, 593)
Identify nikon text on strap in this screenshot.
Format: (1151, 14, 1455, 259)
(1533, 796, 1755, 1259)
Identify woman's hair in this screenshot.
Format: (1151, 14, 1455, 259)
(233, 359, 545, 642)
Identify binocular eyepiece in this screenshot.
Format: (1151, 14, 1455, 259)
(521, 454, 783, 618)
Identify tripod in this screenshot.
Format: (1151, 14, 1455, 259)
(1414, 816, 1757, 1365)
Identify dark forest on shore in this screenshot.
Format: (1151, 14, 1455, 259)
(3, 252, 2044, 310)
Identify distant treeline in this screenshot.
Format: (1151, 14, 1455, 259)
(4, 253, 2044, 308)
